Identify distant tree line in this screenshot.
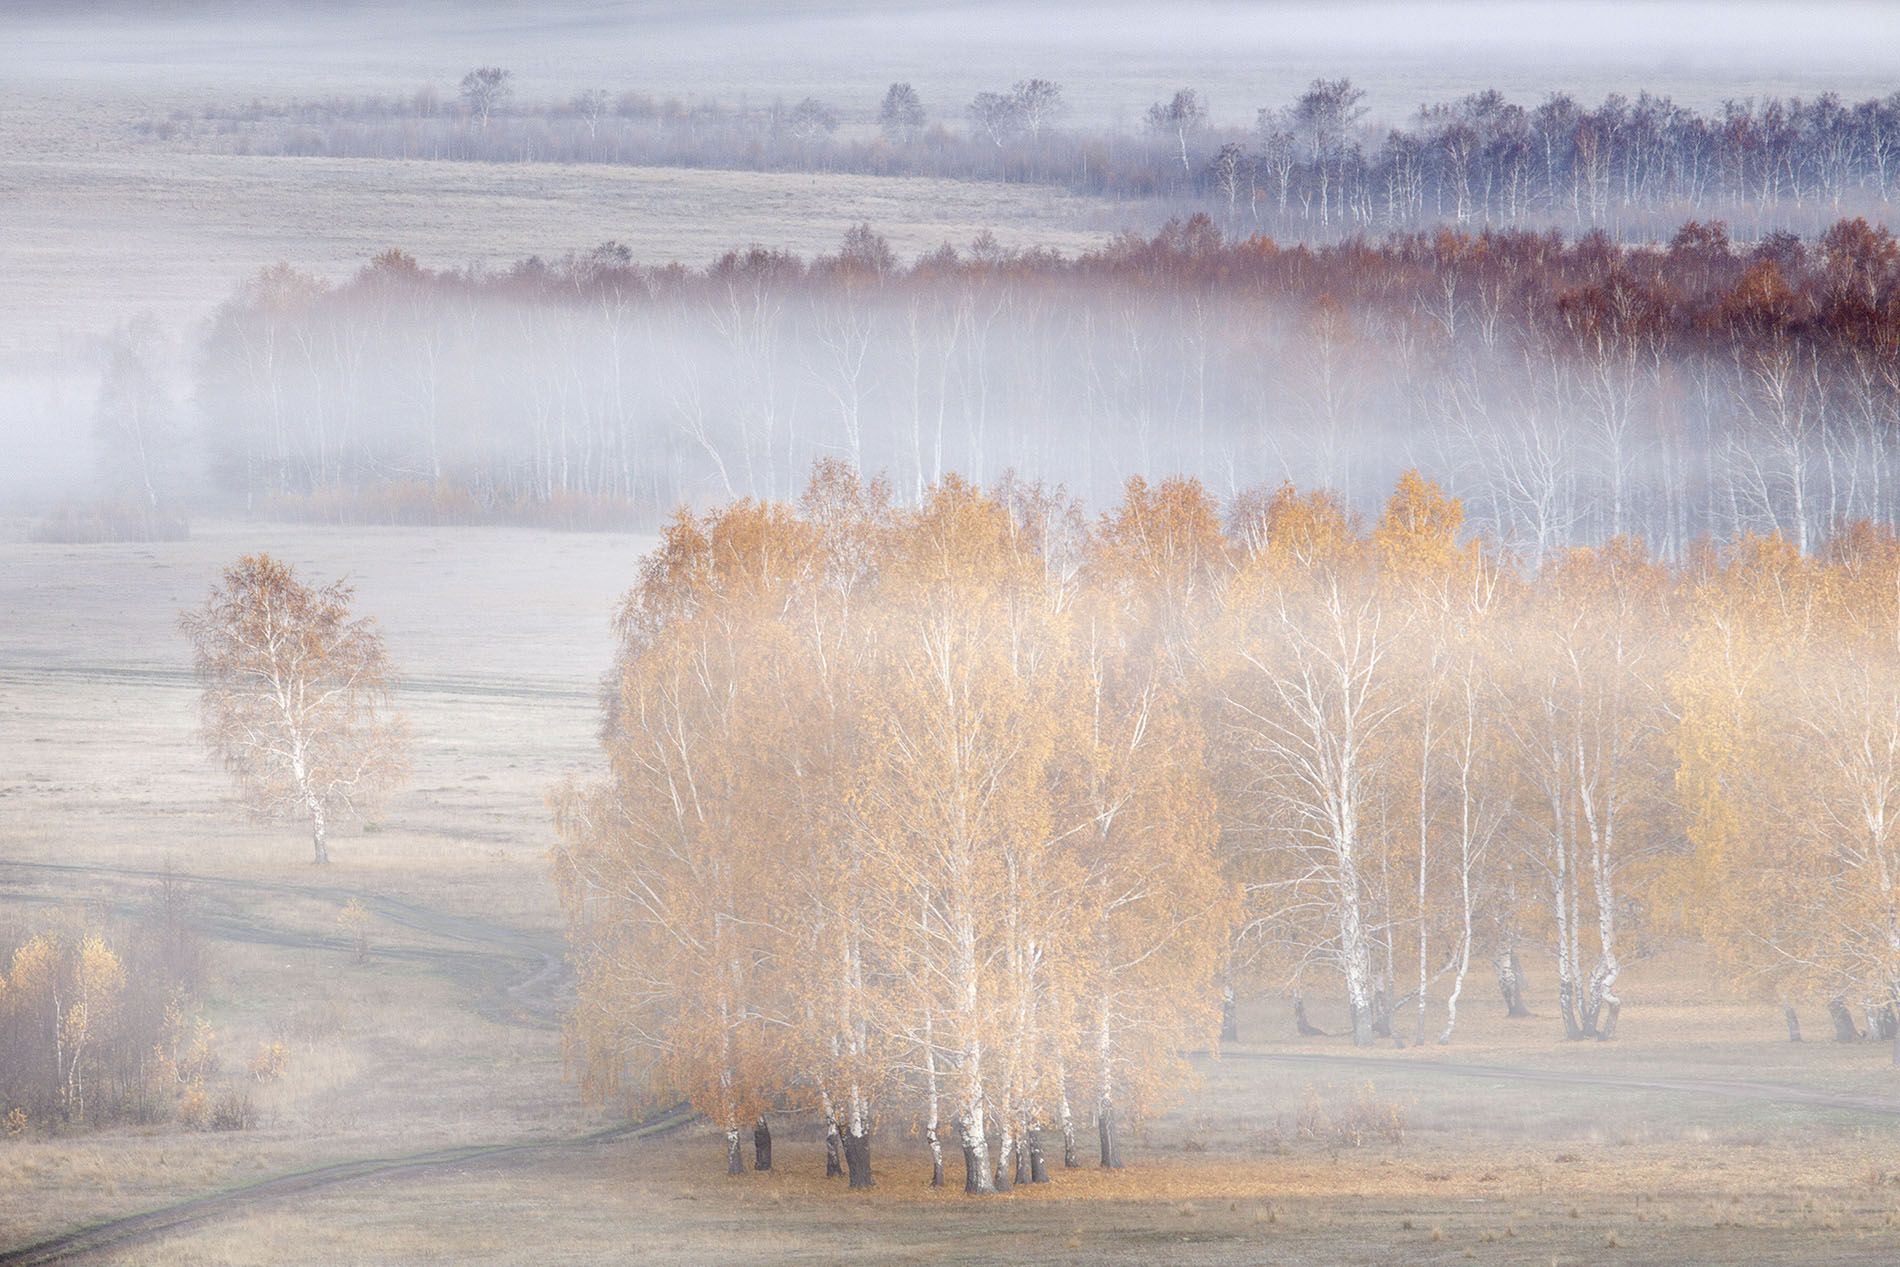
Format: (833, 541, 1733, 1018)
(195, 216, 1900, 559)
(146, 74, 1900, 238)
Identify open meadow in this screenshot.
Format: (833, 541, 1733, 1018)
(7, 522, 1900, 1264)
(0, 102, 1116, 360)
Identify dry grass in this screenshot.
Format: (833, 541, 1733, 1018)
(105, 1127, 1900, 1266)
(10, 522, 1900, 1263)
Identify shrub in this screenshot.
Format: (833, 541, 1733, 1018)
(152, 996, 219, 1091)
(1295, 1081, 1406, 1149)
(337, 899, 371, 964)
(209, 1089, 256, 1132)
(32, 500, 189, 544)
(260, 481, 654, 531)
(249, 1040, 290, 1082)
(177, 1086, 209, 1130)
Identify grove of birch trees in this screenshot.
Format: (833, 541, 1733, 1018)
(551, 457, 1900, 1188)
(552, 464, 1235, 1191)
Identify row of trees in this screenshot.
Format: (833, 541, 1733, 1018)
(1207, 82, 1900, 239)
(192, 217, 1900, 560)
(162, 76, 1900, 236)
(552, 460, 1900, 1190)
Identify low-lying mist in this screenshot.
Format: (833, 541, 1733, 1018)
(70, 215, 1900, 560)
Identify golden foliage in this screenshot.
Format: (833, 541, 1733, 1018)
(556, 459, 1900, 1186)
(555, 467, 1237, 1184)
(180, 554, 410, 864)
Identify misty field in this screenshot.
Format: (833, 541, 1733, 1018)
(6, 521, 1900, 1265)
(0, 116, 1112, 357)
(14, 3, 1900, 1263)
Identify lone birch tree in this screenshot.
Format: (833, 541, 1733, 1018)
(181, 555, 408, 864)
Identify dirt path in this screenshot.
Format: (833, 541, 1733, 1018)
(0, 859, 689, 1265)
(10, 860, 1900, 1261)
(16, 1044, 1898, 1265)
(0, 1105, 693, 1267)
(1226, 1049, 1900, 1119)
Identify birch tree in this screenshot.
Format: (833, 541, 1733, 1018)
(552, 505, 802, 1172)
(1503, 537, 1675, 1039)
(1212, 487, 1403, 1045)
(180, 555, 408, 864)
(1374, 474, 1511, 1043)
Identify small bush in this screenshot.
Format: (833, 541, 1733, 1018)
(152, 996, 220, 1090)
(283, 997, 351, 1043)
(209, 1089, 256, 1132)
(249, 1040, 290, 1082)
(4, 1107, 26, 1138)
(338, 899, 371, 964)
(177, 1086, 209, 1130)
(1295, 1080, 1406, 1149)
(32, 500, 190, 544)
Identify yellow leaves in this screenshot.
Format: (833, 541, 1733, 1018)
(4, 934, 57, 1010)
(1373, 470, 1468, 584)
(176, 1085, 210, 1130)
(153, 993, 219, 1091)
(1093, 475, 1227, 596)
(1671, 520, 1900, 997)
(1233, 482, 1364, 583)
(250, 1040, 290, 1082)
(887, 474, 1032, 596)
(54, 936, 127, 1054)
(76, 935, 125, 1001)
(1536, 535, 1668, 621)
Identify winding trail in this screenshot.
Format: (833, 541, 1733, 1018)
(10, 869, 1900, 1257)
(0, 860, 688, 1264)
(0, 1105, 692, 1267)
